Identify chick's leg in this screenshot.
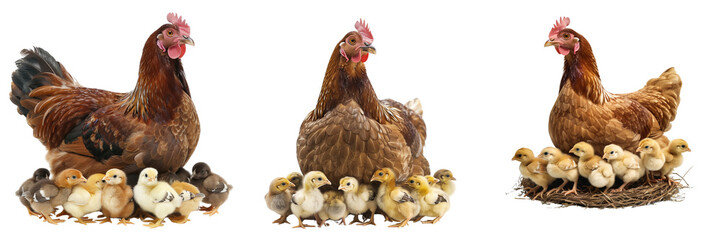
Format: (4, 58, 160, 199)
(612, 182, 630, 193)
(75, 216, 95, 225)
(25, 207, 41, 217)
(169, 215, 190, 224)
(203, 206, 220, 216)
(359, 212, 376, 226)
(292, 216, 315, 229)
(548, 179, 569, 194)
(41, 213, 64, 225)
(423, 214, 444, 224)
(272, 213, 290, 224)
(389, 218, 410, 228)
(143, 218, 165, 228)
(349, 214, 362, 225)
(97, 216, 112, 224)
(563, 181, 579, 196)
(118, 218, 134, 225)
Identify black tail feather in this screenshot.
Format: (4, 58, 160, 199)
(10, 47, 67, 116)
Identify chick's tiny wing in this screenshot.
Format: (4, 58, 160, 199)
(33, 184, 59, 203)
(558, 158, 577, 170)
(291, 192, 306, 206)
(67, 188, 91, 205)
(390, 188, 413, 203)
(204, 175, 229, 193)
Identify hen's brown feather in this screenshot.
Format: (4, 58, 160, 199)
(297, 32, 429, 186)
(549, 29, 682, 154)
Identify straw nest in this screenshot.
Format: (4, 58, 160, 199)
(514, 173, 688, 208)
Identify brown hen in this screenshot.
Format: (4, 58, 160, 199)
(297, 20, 430, 186)
(545, 17, 682, 154)
(9, 13, 199, 178)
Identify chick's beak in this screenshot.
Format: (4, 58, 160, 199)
(635, 147, 642, 153)
(181, 36, 195, 46)
(370, 176, 380, 182)
(289, 182, 296, 188)
(686, 147, 692, 152)
(451, 176, 457, 180)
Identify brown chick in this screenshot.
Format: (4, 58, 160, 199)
(433, 169, 456, 196)
(16, 168, 50, 217)
(265, 177, 295, 224)
(190, 162, 232, 216)
(318, 190, 349, 227)
(512, 148, 554, 199)
(27, 169, 86, 224)
(287, 172, 303, 194)
(661, 139, 691, 185)
(99, 168, 135, 225)
(170, 181, 205, 224)
(569, 142, 602, 180)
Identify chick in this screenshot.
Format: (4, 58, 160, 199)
(265, 177, 295, 224)
(27, 169, 86, 224)
(290, 171, 331, 228)
(339, 176, 377, 225)
(433, 169, 456, 196)
(190, 162, 232, 216)
(603, 144, 645, 192)
(134, 167, 182, 228)
(512, 148, 554, 199)
(63, 173, 104, 224)
(318, 190, 349, 227)
(99, 168, 135, 225)
(425, 175, 440, 188)
(637, 138, 666, 183)
(539, 147, 579, 195)
(16, 168, 50, 217)
(588, 157, 615, 192)
(287, 172, 303, 193)
(569, 142, 602, 179)
(170, 181, 205, 224)
(405, 175, 449, 224)
(371, 168, 420, 228)
(159, 167, 192, 183)
(661, 139, 691, 185)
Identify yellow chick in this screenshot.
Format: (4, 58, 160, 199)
(425, 175, 440, 188)
(637, 138, 666, 183)
(63, 173, 104, 224)
(170, 181, 205, 224)
(604, 144, 645, 192)
(539, 147, 579, 195)
(339, 176, 377, 225)
(290, 171, 331, 229)
(318, 190, 349, 226)
(661, 139, 691, 185)
(588, 157, 615, 192)
(134, 167, 182, 228)
(512, 148, 554, 199)
(371, 168, 420, 228)
(433, 169, 456, 196)
(99, 168, 135, 225)
(569, 142, 602, 179)
(406, 175, 449, 224)
(265, 177, 295, 224)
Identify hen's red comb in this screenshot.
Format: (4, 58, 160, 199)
(549, 17, 570, 39)
(167, 12, 190, 36)
(355, 19, 373, 44)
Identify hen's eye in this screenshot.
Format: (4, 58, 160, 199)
(562, 33, 570, 39)
(350, 38, 356, 44)
(168, 30, 173, 36)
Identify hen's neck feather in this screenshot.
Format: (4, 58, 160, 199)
(561, 32, 609, 104)
(123, 25, 188, 122)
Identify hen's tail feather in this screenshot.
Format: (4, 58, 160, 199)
(10, 47, 76, 117)
(625, 67, 682, 133)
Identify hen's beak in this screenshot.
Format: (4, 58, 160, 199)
(361, 45, 376, 54)
(544, 39, 558, 47)
(181, 36, 195, 46)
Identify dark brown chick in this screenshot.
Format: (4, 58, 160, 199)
(16, 168, 50, 217)
(190, 162, 232, 216)
(27, 169, 86, 224)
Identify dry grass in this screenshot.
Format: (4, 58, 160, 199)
(514, 173, 688, 208)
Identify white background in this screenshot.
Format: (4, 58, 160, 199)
(1, 0, 719, 239)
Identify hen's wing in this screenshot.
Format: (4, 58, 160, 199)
(297, 100, 424, 185)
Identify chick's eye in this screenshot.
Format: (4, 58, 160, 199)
(144, 174, 148, 177)
(379, 172, 383, 176)
(517, 154, 522, 157)
(681, 145, 686, 148)
(610, 151, 615, 154)
(72, 176, 77, 179)
(113, 175, 117, 178)
(645, 146, 649, 149)
(576, 148, 579, 151)
(346, 182, 351, 186)
(410, 180, 415, 184)
(544, 152, 549, 155)
(281, 183, 286, 186)
(317, 177, 322, 181)
(446, 174, 450, 178)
